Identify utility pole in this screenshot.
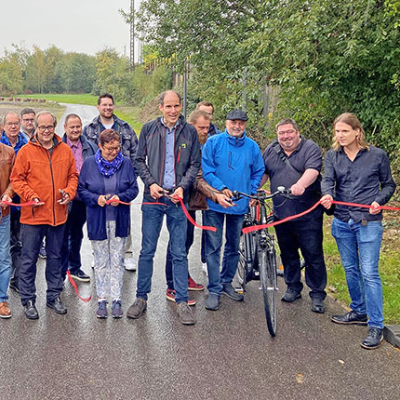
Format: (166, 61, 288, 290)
(130, 0, 135, 71)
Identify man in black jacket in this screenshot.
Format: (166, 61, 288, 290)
(127, 91, 201, 325)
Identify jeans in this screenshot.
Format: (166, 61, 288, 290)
(332, 217, 384, 328)
(10, 209, 22, 287)
(165, 209, 198, 290)
(19, 223, 65, 305)
(274, 211, 327, 299)
(61, 200, 86, 278)
(0, 215, 11, 302)
(204, 210, 244, 296)
(136, 197, 189, 303)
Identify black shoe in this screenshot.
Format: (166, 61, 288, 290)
(331, 310, 368, 325)
(361, 327, 383, 349)
(281, 289, 301, 302)
(222, 283, 244, 301)
(9, 281, 20, 294)
(205, 293, 221, 311)
(24, 300, 39, 320)
(69, 269, 90, 283)
(46, 297, 67, 314)
(311, 297, 325, 313)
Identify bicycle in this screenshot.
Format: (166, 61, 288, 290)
(233, 186, 290, 337)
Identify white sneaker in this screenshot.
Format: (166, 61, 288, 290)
(124, 257, 136, 271)
(202, 262, 208, 276)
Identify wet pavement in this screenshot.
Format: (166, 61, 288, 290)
(0, 105, 399, 400)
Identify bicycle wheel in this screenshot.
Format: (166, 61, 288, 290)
(237, 233, 256, 290)
(259, 243, 277, 336)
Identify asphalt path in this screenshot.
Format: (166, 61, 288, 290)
(0, 104, 399, 400)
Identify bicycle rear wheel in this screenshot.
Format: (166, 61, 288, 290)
(259, 245, 277, 336)
(237, 233, 256, 290)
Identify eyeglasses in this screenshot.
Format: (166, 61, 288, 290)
(6, 122, 20, 126)
(277, 129, 296, 135)
(37, 125, 55, 132)
(22, 118, 34, 123)
(102, 145, 121, 152)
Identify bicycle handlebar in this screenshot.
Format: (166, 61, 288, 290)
(232, 186, 291, 202)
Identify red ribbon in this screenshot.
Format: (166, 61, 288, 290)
(242, 198, 400, 234)
(1, 200, 45, 207)
(67, 270, 92, 303)
(169, 195, 217, 232)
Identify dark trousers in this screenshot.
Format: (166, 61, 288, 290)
(165, 210, 206, 290)
(61, 200, 87, 278)
(10, 209, 22, 287)
(274, 211, 327, 299)
(19, 223, 66, 305)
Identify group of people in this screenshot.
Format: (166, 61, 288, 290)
(0, 91, 395, 350)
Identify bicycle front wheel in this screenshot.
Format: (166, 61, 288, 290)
(259, 245, 277, 336)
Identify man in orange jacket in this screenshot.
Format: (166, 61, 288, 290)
(11, 111, 78, 320)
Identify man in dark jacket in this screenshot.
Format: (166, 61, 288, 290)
(61, 114, 97, 283)
(127, 91, 201, 325)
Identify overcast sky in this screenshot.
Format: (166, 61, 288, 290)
(0, 0, 139, 58)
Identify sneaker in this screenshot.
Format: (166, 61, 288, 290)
(331, 310, 368, 325)
(96, 300, 108, 319)
(166, 289, 196, 306)
(188, 277, 204, 291)
(124, 257, 136, 271)
(222, 283, 244, 301)
(177, 302, 196, 325)
(281, 289, 302, 302)
(0, 301, 12, 319)
(311, 297, 325, 313)
(202, 262, 208, 276)
(361, 327, 383, 349)
(205, 293, 220, 311)
(69, 269, 90, 283)
(38, 241, 47, 259)
(127, 298, 147, 319)
(111, 300, 123, 318)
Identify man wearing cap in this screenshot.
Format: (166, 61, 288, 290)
(261, 118, 327, 313)
(202, 109, 264, 310)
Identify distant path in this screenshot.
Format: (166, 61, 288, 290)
(56, 103, 98, 135)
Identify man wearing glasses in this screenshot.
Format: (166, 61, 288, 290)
(261, 118, 327, 314)
(11, 111, 78, 319)
(83, 93, 138, 271)
(20, 108, 36, 140)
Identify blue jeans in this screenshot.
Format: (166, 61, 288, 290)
(136, 197, 189, 303)
(332, 217, 384, 328)
(19, 223, 66, 305)
(204, 210, 244, 296)
(0, 215, 11, 302)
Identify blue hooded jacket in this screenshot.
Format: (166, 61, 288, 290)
(202, 130, 264, 215)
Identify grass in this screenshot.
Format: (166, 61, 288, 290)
(16, 94, 144, 132)
(323, 215, 400, 325)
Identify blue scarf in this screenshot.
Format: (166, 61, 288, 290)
(0, 132, 28, 155)
(95, 149, 123, 177)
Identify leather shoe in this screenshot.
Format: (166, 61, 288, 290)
(331, 310, 367, 325)
(222, 283, 244, 302)
(24, 300, 39, 320)
(47, 296, 67, 314)
(0, 301, 12, 318)
(361, 327, 383, 349)
(311, 297, 325, 313)
(281, 289, 301, 302)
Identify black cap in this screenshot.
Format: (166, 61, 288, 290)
(226, 109, 248, 121)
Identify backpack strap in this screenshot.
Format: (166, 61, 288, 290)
(271, 141, 301, 175)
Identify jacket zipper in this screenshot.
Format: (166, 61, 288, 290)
(46, 149, 56, 226)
